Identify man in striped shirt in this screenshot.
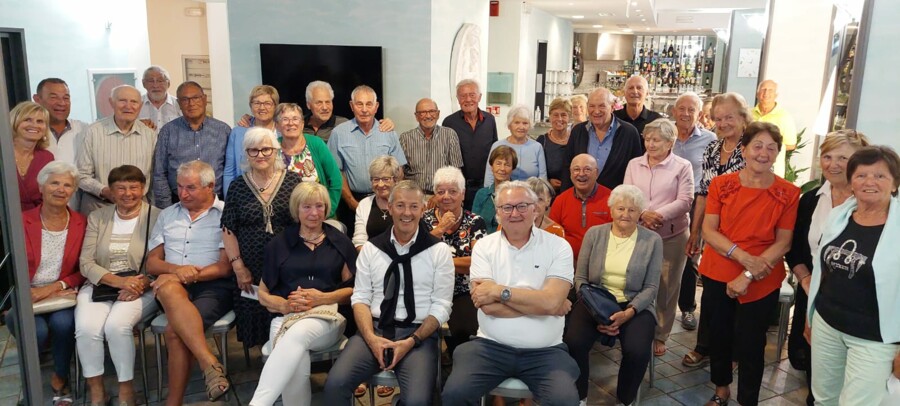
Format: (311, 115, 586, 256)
(76, 85, 157, 214)
(399, 98, 464, 195)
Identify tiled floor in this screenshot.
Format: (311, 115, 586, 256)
(1, 288, 811, 405)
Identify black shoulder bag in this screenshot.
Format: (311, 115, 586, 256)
(92, 205, 152, 302)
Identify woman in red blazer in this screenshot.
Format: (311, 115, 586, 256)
(5, 161, 86, 405)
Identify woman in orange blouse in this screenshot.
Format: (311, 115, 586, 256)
(526, 177, 565, 237)
(699, 122, 800, 406)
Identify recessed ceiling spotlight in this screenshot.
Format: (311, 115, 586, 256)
(632, 1, 638, 5)
(635, 9, 641, 12)
(572, 15, 584, 19)
(641, 18, 646, 21)
(623, 28, 633, 32)
(593, 24, 603, 28)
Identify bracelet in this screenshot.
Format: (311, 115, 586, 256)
(229, 255, 242, 263)
(58, 281, 67, 290)
(726, 243, 738, 258)
(800, 274, 812, 281)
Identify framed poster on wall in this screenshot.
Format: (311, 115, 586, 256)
(183, 55, 213, 116)
(87, 69, 137, 121)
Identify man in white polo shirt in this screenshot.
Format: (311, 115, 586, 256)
(442, 180, 579, 406)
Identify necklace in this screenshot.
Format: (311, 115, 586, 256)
(116, 203, 142, 218)
(721, 141, 737, 154)
(536, 215, 545, 229)
(300, 229, 325, 247)
(248, 171, 277, 192)
(40, 209, 70, 231)
(376, 199, 390, 220)
(611, 228, 633, 249)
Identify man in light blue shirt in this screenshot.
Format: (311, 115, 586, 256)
(328, 85, 407, 236)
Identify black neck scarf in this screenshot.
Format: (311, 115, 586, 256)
(369, 227, 440, 339)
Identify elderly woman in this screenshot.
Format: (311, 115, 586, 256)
(224, 85, 280, 195)
(4, 161, 86, 405)
(274, 103, 342, 218)
(10, 101, 55, 211)
(250, 182, 356, 406)
(422, 166, 487, 357)
(536, 98, 571, 192)
(473, 145, 517, 233)
(807, 146, 900, 405)
(483, 104, 546, 186)
(563, 184, 662, 406)
(784, 129, 869, 405)
(623, 118, 694, 357)
(352, 155, 403, 249)
(223, 127, 301, 349)
(699, 122, 799, 406)
(570, 94, 588, 124)
(75, 165, 159, 406)
(682, 91, 751, 368)
(525, 177, 565, 237)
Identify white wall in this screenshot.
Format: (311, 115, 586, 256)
(0, 0, 151, 122)
(146, 0, 209, 87)
(487, 1, 523, 122)
(724, 9, 767, 102)
(762, 0, 832, 183)
(853, 0, 900, 151)
(206, 2, 234, 125)
(430, 0, 490, 117)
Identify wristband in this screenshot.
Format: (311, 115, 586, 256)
(726, 243, 738, 258)
(58, 281, 67, 290)
(229, 255, 242, 263)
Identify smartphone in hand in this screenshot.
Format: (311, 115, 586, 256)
(383, 347, 394, 367)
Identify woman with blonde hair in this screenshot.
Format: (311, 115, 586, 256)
(10, 101, 54, 210)
(224, 85, 280, 194)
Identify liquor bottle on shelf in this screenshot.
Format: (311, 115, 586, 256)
(667, 44, 675, 57)
(706, 43, 714, 59)
(676, 45, 681, 58)
(639, 46, 644, 57)
(704, 77, 710, 87)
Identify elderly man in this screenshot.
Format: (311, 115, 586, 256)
(32, 78, 86, 165)
(563, 87, 642, 191)
(152, 81, 231, 208)
(400, 98, 464, 195)
(77, 85, 157, 214)
(614, 75, 663, 139)
(328, 85, 407, 236)
(147, 161, 233, 405)
(442, 181, 578, 406)
(551, 154, 613, 261)
(323, 181, 454, 406)
(670, 92, 717, 330)
(304, 80, 349, 142)
(752, 79, 797, 176)
(442, 79, 498, 210)
(138, 66, 181, 130)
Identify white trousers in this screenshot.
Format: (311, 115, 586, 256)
(74, 284, 158, 381)
(250, 316, 345, 406)
(811, 312, 899, 406)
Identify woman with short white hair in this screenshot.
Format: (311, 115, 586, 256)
(482, 104, 547, 186)
(223, 127, 302, 349)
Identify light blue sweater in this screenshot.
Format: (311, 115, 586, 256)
(483, 138, 547, 187)
(808, 196, 900, 343)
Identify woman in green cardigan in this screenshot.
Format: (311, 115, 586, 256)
(275, 103, 342, 218)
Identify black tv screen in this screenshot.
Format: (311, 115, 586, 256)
(259, 43, 383, 120)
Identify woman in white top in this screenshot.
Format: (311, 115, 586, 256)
(352, 156, 404, 250)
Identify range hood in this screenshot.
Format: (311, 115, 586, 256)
(576, 33, 635, 61)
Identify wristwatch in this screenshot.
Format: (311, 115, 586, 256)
(743, 270, 754, 280)
(411, 334, 423, 348)
(500, 288, 512, 304)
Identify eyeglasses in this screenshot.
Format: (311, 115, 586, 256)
(246, 147, 276, 157)
(280, 117, 302, 124)
(251, 101, 275, 109)
(415, 109, 439, 116)
(370, 177, 395, 185)
(497, 202, 534, 214)
(177, 95, 204, 105)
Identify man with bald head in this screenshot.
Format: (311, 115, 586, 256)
(615, 75, 663, 139)
(550, 154, 613, 260)
(77, 85, 157, 214)
(563, 87, 642, 191)
(752, 79, 797, 176)
(400, 98, 464, 194)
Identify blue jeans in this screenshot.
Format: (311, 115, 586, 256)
(5, 306, 76, 379)
(442, 338, 580, 406)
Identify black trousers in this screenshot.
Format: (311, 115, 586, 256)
(678, 257, 698, 312)
(788, 286, 814, 405)
(701, 275, 779, 406)
(563, 299, 655, 404)
(446, 294, 478, 358)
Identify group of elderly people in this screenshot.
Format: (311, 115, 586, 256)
(7, 71, 900, 406)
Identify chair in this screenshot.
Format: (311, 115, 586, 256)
(361, 337, 443, 406)
(775, 276, 795, 360)
(480, 378, 532, 405)
(151, 310, 236, 401)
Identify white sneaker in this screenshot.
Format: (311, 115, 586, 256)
(579, 399, 587, 406)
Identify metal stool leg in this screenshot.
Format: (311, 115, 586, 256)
(138, 329, 149, 405)
(776, 301, 791, 360)
(219, 332, 229, 402)
(243, 343, 251, 368)
(155, 333, 164, 402)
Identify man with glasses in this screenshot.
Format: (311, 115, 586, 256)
(138, 65, 181, 130)
(400, 98, 464, 196)
(152, 81, 231, 208)
(328, 85, 407, 236)
(550, 154, 613, 261)
(442, 180, 579, 406)
(442, 79, 498, 210)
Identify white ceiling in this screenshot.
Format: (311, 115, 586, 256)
(525, 0, 767, 33)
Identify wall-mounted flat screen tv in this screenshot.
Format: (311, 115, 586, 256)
(259, 43, 383, 121)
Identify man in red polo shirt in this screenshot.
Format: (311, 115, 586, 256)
(550, 154, 613, 260)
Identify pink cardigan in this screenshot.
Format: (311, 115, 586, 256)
(623, 152, 694, 239)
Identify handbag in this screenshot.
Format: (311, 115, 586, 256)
(578, 283, 622, 347)
(92, 205, 152, 302)
(33, 295, 76, 315)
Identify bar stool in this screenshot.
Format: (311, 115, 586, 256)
(150, 310, 235, 401)
(775, 276, 795, 360)
(480, 378, 532, 405)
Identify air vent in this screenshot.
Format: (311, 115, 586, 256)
(676, 16, 695, 23)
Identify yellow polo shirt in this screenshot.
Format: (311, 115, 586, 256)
(753, 103, 797, 177)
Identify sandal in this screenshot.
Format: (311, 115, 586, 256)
(51, 382, 73, 406)
(654, 340, 667, 357)
(682, 350, 709, 367)
(376, 385, 395, 397)
(354, 383, 367, 398)
(203, 362, 231, 402)
(705, 394, 729, 405)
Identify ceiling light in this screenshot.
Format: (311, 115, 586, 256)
(641, 18, 646, 21)
(632, 1, 638, 5)
(572, 15, 584, 19)
(623, 28, 633, 32)
(592, 24, 603, 28)
(635, 9, 641, 12)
